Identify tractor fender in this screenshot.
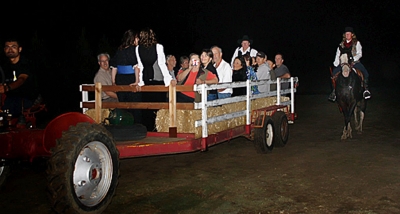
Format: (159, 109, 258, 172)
(43, 112, 95, 153)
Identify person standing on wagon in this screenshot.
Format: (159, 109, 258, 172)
(230, 35, 258, 67)
(135, 28, 176, 131)
(110, 29, 142, 123)
(329, 27, 371, 102)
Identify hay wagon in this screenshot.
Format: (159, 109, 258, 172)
(80, 77, 298, 157)
(1, 77, 298, 214)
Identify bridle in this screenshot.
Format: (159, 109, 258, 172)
(340, 62, 352, 68)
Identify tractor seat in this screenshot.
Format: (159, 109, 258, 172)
(24, 94, 46, 115)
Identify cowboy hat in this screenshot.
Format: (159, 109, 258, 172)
(237, 35, 253, 44)
(344, 27, 354, 34)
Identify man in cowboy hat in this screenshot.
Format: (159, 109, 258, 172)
(328, 27, 371, 102)
(230, 35, 258, 67)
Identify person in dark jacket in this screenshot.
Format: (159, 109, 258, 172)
(110, 29, 142, 123)
(200, 48, 219, 101)
(0, 38, 38, 118)
(231, 56, 247, 97)
(135, 28, 176, 131)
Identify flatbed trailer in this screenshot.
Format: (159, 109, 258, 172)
(80, 77, 298, 158)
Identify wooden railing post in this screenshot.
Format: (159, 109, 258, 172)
(95, 82, 102, 123)
(169, 84, 177, 138)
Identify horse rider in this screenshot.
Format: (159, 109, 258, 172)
(329, 27, 371, 102)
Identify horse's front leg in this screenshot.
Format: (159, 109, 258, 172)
(347, 122, 352, 138)
(341, 122, 352, 140)
(341, 126, 348, 140)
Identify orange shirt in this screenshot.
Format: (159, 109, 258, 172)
(181, 70, 217, 98)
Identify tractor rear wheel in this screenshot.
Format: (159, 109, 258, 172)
(47, 122, 119, 214)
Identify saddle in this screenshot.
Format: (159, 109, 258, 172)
(330, 65, 364, 89)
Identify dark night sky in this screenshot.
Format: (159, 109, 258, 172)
(5, 1, 399, 61)
(2, 0, 400, 104)
(6, 1, 399, 55)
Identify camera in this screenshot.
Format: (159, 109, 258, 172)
(192, 59, 198, 66)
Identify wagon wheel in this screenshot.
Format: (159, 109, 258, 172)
(272, 111, 289, 147)
(47, 122, 119, 214)
(0, 159, 10, 190)
(254, 116, 274, 153)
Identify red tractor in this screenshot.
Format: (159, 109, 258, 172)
(0, 107, 121, 214)
(1, 64, 298, 214)
(1, 65, 121, 213)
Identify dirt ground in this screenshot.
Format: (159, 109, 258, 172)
(1, 85, 400, 214)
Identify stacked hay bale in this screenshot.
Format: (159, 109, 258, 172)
(156, 96, 290, 138)
(84, 108, 111, 124)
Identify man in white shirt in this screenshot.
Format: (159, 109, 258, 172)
(230, 35, 258, 67)
(211, 46, 232, 99)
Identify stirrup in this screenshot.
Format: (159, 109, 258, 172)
(363, 90, 371, 99)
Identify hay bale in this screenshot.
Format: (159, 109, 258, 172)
(156, 96, 290, 138)
(84, 108, 111, 124)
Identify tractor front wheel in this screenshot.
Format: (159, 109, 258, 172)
(47, 122, 119, 214)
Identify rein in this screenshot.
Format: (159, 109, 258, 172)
(340, 62, 351, 68)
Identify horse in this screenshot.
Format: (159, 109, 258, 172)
(334, 53, 367, 140)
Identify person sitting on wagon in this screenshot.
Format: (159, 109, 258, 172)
(329, 27, 370, 102)
(243, 53, 260, 95)
(254, 52, 270, 93)
(211, 45, 232, 99)
(231, 56, 248, 97)
(200, 49, 219, 101)
(94, 53, 118, 102)
(270, 53, 291, 91)
(166, 54, 177, 80)
(176, 53, 218, 102)
(0, 38, 38, 118)
(231, 35, 258, 67)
